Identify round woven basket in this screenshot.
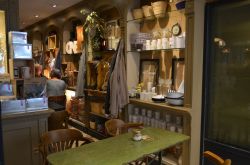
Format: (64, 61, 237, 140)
(151, 1, 167, 17)
(132, 8, 144, 20)
(142, 5, 154, 20)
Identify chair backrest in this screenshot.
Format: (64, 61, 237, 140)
(48, 95, 66, 111)
(105, 119, 126, 136)
(203, 151, 232, 165)
(48, 110, 69, 131)
(39, 129, 92, 165)
(105, 119, 143, 137)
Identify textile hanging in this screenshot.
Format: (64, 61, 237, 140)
(105, 39, 129, 117)
(54, 48, 62, 71)
(75, 42, 87, 97)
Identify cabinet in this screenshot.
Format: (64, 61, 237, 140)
(68, 6, 124, 139)
(2, 109, 53, 165)
(126, 0, 193, 164)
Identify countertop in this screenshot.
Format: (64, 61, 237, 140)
(1, 108, 54, 120)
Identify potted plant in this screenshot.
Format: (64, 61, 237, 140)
(80, 9, 104, 60)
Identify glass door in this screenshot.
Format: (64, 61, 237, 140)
(202, 1, 250, 164)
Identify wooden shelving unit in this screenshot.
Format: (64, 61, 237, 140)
(129, 98, 191, 116)
(126, 1, 194, 165)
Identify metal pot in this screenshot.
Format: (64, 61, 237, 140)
(165, 92, 184, 106)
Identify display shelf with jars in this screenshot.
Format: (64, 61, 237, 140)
(126, 0, 193, 165)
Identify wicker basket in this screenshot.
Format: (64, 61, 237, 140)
(151, 1, 167, 17)
(132, 8, 144, 20)
(142, 5, 154, 20)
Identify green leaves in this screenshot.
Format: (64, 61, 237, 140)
(80, 10, 104, 35)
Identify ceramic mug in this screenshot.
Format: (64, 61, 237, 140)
(21, 67, 30, 79)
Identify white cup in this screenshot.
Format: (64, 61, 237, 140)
(21, 67, 30, 79)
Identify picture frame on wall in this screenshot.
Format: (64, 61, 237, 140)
(171, 57, 185, 90)
(139, 59, 160, 90)
(0, 11, 8, 74)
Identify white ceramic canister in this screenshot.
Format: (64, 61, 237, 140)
(146, 40, 151, 50)
(176, 35, 185, 48)
(21, 67, 30, 79)
(151, 39, 157, 50)
(162, 37, 169, 49)
(157, 39, 162, 49)
(169, 36, 176, 48)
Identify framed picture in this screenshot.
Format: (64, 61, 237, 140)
(0, 11, 8, 74)
(171, 57, 185, 90)
(139, 59, 159, 90)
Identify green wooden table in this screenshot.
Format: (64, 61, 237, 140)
(47, 127, 189, 165)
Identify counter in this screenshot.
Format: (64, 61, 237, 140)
(1, 109, 54, 165)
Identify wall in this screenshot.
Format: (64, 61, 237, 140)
(190, 0, 205, 165)
(0, 0, 19, 32)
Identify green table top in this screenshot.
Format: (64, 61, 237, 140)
(47, 127, 189, 165)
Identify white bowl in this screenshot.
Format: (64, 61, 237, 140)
(166, 97, 184, 106)
(165, 92, 184, 106)
(166, 92, 184, 98)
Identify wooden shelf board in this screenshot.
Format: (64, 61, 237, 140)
(129, 98, 191, 116)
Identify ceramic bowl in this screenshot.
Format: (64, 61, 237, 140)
(176, 0, 186, 10)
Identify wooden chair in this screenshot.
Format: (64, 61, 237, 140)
(39, 129, 93, 165)
(105, 119, 143, 137)
(48, 95, 66, 111)
(203, 151, 232, 165)
(48, 110, 69, 131)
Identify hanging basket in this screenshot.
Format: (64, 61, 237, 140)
(132, 8, 144, 20)
(151, 1, 167, 18)
(142, 5, 154, 20)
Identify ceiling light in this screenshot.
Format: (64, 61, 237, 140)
(52, 4, 57, 8)
(35, 15, 39, 18)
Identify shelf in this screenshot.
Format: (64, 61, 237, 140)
(127, 9, 185, 23)
(89, 111, 111, 120)
(127, 48, 185, 53)
(129, 98, 190, 116)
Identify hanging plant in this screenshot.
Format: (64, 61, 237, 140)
(80, 10, 104, 39)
